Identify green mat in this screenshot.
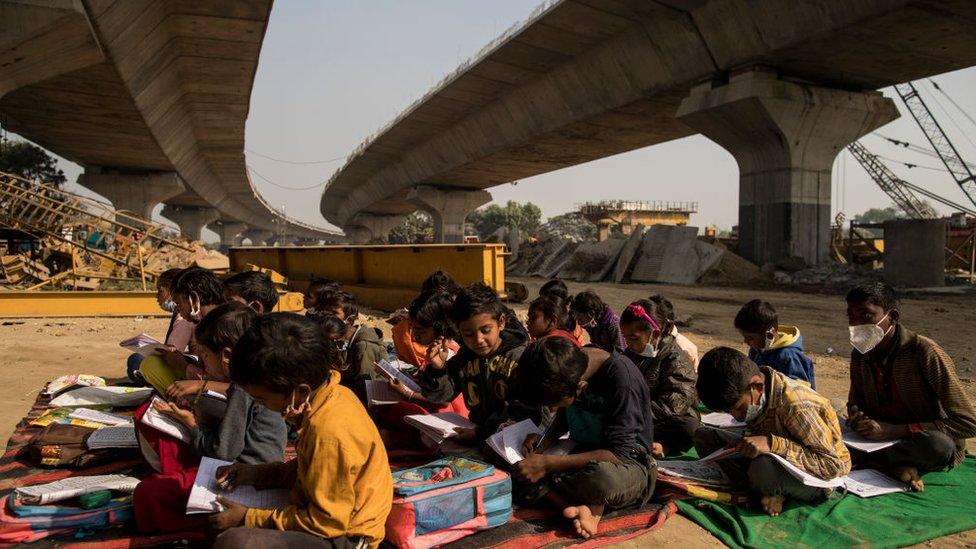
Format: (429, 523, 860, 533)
(675, 457, 976, 548)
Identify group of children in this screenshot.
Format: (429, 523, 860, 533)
(122, 267, 976, 545)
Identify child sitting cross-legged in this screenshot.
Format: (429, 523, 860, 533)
(693, 347, 851, 517)
(405, 283, 528, 452)
(619, 300, 700, 457)
(209, 313, 393, 548)
(133, 301, 287, 533)
(512, 336, 656, 539)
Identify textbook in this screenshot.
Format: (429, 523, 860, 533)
(68, 408, 132, 427)
(701, 412, 747, 430)
(85, 425, 139, 450)
(375, 359, 422, 393)
(43, 374, 106, 396)
(140, 396, 191, 442)
(186, 457, 291, 514)
(485, 420, 579, 465)
(657, 459, 735, 489)
(15, 474, 139, 505)
(119, 333, 165, 357)
(404, 413, 477, 444)
(364, 380, 405, 406)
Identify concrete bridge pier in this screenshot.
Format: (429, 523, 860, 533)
(212, 220, 247, 249)
(677, 69, 899, 266)
(344, 213, 406, 244)
(77, 171, 185, 222)
(160, 205, 220, 242)
(408, 185, 491, 244)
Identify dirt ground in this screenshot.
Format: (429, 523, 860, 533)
(1, 277, 974, 547)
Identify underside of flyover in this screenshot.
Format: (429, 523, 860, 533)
(321, 0, 976, 263)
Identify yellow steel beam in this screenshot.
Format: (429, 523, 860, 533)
(0, 291, 305, 318)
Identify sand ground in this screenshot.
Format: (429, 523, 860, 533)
(1, 277, 973, 547)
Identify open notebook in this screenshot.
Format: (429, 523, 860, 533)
(364, 380, 405, 406)
(404, 413, 477, 444)
(15, 474, 139, 505)
(119, 333, 164, 357)
(186, 457, 292, 514)
(484, 419, 578, 465)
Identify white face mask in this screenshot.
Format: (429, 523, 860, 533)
(160, 299, 176, 313)
(761, 332, 775, 351)
(283, 391, 311, 425)
(849, 312, 893, 355)
(744, 390, 766, 423)
(637, 340, 658, 358)
(188, 294, 202, 322)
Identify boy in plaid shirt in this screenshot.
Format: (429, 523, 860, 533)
(693, 347, 851, 516)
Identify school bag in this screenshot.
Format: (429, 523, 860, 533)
(0, 494, 133, 544)
(386, 457, 512, 549)
(27, 424, 118, 468)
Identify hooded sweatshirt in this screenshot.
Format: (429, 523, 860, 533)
(419, 327, 528, 438)
(748, 325, 816, 389)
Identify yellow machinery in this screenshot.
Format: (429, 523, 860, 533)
(0, 290, 304, 318)
(228, 244, 507, 311)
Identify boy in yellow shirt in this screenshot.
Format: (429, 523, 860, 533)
(209, 313, 392, 548)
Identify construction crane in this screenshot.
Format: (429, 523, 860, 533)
(846, 141, 937, 219)
(894, 82, 976, 209)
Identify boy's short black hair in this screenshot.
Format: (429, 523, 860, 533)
(306, 277, 340, 300)
(194, 301, 257, 353)
(420, 270, 459, 296)
(158, 268, 183, 289)
(619, 299, 666, 332)
(516, 336, 587, 407)
(696, 347, 761, 412)
(222, 270, 279, 312)
(733, 299, 778, 334)
(171, 267, 224, 306)
(410, 291, 456, 338)
(450, 283, 505, 324)
(570, 290, 607, 319)
(539, 279, 569, 301)
(230, 313, 335, 393)
(846, 281, 899, 311)
(317, 290, 359, 321)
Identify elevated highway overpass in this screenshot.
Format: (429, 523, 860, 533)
(0, 0, 342, 245)
(320, 0, 976, 265)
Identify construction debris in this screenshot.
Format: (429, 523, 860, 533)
(773, 263, 882, 288)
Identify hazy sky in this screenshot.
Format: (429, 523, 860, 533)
(23, 1, 976, 240)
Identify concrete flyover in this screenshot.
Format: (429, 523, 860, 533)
(319, 0, 976, 263)
(0, 0, 342, 246)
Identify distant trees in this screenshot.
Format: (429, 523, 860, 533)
(539, 211, 597, 241)
(0, 140, 66, 187)
(388, 211, 434, 244)
(467, 201, 542, 241)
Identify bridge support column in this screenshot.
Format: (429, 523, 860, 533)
(344, 214, 406, 244)
(677, 69, 898, 266)
(212, 221, 247, 249)
(408, 186, 491, 244)
(160, 205, 220, 242)
(243, 228, 274, 246)
(77, 171, 184, 221)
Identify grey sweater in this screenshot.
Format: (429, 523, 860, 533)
(189, 384, 287, 464)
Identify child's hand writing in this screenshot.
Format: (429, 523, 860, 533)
(521, 433, 542, 457)
(166, 380, 205, 401)
(208, 496, 247, 530)
(214, 463, 261, 492)
(154, 400, 197, 428)
(513, 454, 549, 483)
(733, 435, 771, 458)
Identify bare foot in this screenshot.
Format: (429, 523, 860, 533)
(652, 442, 665, 458)
(761, 495, 785, 517)
(894, 466, 924, 492)
(563, 505, 601, 539)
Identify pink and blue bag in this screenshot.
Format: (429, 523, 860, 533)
(386, 457, 512, 549)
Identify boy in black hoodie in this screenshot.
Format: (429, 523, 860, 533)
(416, 283, 528, 444)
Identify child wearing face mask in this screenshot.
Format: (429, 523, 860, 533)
(126, 268, 194, 384)
(570, 290, 625, 352)
(619, 301, 700, 457)
(734, 299, 816, 388)
(312, 290, 386, 402)
(132, 302, 287, 534)
(138, 267, 227, 396)
(208, 313, 392, 549)
(845, 282, 976, 492)
(693, 347, 850, 518)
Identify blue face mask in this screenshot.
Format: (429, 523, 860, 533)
(160, 299, 176, 313)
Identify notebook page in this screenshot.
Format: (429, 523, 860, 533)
(86, 425, 139, 449)
(365, 380, 404, 406)
(375, 359, 422, 393)
(186, 457, 291, 514)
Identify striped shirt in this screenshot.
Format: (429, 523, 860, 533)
(750, 368, 852, 480)
(849, 325, 976, 465)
